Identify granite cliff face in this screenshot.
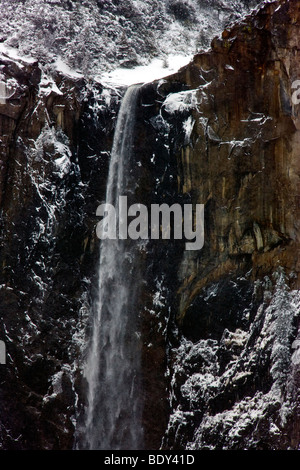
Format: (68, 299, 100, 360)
(0, 52, 121, 448)
(137, 0, 300, 449)
(0, 0, 299, 450)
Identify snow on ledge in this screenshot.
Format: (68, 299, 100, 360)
(54, 58, 84, 79)
(99, 54, 193, 87)
(0, 43, 36, 65)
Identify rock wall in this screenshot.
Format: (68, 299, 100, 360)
(136, 0, 300, 449)
(0, 51, 121, 449)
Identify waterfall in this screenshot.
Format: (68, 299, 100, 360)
(83, 84, 144, 450)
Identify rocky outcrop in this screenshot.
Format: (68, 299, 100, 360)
(0, 49, 121, 449)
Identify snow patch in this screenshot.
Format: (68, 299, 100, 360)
(54, 154, 71, 177)
(39, 76, 63, 97)
(163, 89, 199, 114)
(55, 58, 84, 79)
(0, 43, 36, 64)
(100, 55, 192, 87)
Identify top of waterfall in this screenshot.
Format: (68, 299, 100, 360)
(99, 54, 193, 87)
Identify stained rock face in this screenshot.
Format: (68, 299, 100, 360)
(136, 0, 300, 450)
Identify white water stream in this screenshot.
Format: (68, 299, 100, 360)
(84, 84, 144, 450)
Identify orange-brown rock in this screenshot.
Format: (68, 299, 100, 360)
(136, 0, 300, 450)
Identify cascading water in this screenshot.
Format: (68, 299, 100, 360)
(83, 84, 144, 450)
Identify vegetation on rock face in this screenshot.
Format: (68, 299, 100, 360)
(166, 0, 197, 23)
(0, 0, 262, 77)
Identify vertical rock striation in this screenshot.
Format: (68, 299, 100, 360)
(136, 0, 300, 450)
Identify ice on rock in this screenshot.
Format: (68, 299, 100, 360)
(183, 116, 195, 144)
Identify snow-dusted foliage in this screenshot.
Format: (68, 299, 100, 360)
(163, 269, 300, 449)
(0, 0, 262, 78)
